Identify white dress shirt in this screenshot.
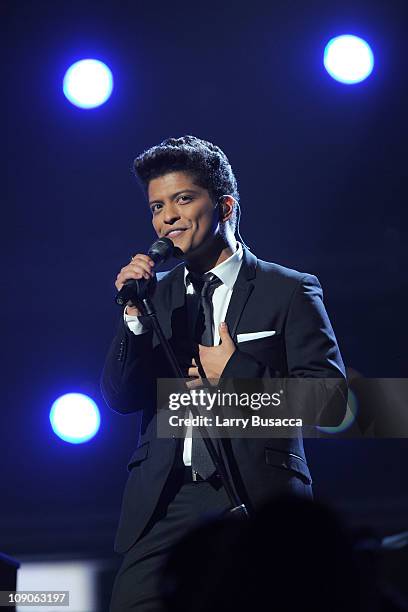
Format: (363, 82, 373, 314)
(124, 241, 244, 465)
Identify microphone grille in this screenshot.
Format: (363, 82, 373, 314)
(148, 237, 175, 262)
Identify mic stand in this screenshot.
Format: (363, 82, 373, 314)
(135, 283, 249, 519)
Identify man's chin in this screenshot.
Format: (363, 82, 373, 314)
(170, 238, 193, 259)
(172, 245, 186, 259)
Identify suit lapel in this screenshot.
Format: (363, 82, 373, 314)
(152, 246, 258, 347)
(151, 262, 185, 348)
(223, 247, 257, 342)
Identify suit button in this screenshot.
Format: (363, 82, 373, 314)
(118, 339, 126, 361)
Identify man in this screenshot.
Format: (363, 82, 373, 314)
(101, 135, 346, 611)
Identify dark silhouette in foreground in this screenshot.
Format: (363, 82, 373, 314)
(161, 495, 408, 612)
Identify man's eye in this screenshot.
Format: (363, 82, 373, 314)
(151, 203, 162, 213)
(178, 195, 192, 203)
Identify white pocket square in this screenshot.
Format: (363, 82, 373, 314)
(237, 330, 276, 343)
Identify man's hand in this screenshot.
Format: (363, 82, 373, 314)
(115, 253, 155, 316)
(185, 322, 236, 389)
(185, 357, 203, 389)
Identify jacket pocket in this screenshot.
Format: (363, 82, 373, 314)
(236, 332, 281, 348)
(264, 448, 312, 485)
(237, 330, 277, 343)
(127, 442, 150, 471)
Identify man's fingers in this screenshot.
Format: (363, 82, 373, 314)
(186, 377, 204, 390)
(186, 362, 203, 389)
(116, 261, 154, 289)
(130, 254, 155, 267)
(128, 261, 153, 278)
(114, 252, 156, 292)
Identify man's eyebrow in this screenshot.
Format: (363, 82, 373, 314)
(148, 189, 199, 206)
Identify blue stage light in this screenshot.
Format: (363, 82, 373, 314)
(50, 393, 101, 444)
(324, 35, 374, 84)
(316, 389, 358, 435)
(63, 59, 113, 109)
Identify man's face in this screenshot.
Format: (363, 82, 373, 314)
(148, 171, 219, 256)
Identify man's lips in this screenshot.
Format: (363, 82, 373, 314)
(165, 228, 188, 237)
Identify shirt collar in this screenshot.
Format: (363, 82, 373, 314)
(184, 241, 243, 291)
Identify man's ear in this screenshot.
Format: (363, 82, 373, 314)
(214, 198, 226, 218)
(218, 195, 235, 222)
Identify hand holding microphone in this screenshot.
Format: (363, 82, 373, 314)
(115, 253, 155, 315)
(114, 237, 183, 310)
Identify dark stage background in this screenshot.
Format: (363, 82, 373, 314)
(2, 0, 407, 559)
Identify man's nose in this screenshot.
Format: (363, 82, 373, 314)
(163, 201, 181, 223)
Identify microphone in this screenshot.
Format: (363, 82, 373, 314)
(115, 237, 180, 306)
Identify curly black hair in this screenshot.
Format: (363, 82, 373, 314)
(133, 135, 239, 234)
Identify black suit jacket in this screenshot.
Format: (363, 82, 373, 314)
(101, 247, 346, 553)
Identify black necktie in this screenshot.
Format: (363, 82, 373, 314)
(186, 271, 223, 479)
(188, 271, 223, 346)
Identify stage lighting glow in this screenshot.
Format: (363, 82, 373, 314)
(324, 35, 374, 84)
(50, 393, 101, 443)
(63, 59, 113, 108)
(316, 389, 358, 435)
